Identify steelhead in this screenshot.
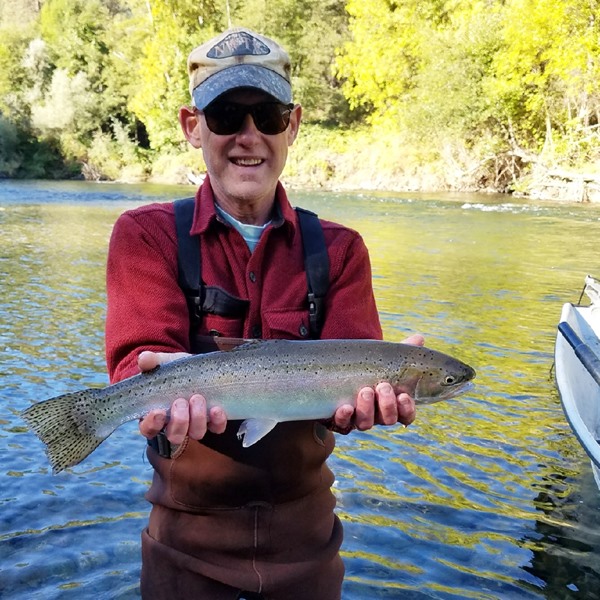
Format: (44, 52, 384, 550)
(21, 339, 475, 474)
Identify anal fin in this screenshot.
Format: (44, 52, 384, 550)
(237, 418, 279, 447)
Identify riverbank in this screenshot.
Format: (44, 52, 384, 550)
(5, 122, 597, 203)
(141, 123, 600, 202)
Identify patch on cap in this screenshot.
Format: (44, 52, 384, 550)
(206, 30, 270, 59)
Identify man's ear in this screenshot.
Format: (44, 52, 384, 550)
(179, 106, 202, 148)
(287, 104, 302, 146)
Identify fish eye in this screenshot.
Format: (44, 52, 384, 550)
(444, 375, 456, 385)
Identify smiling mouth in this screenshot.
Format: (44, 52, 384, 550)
(232, 158, 263, 167)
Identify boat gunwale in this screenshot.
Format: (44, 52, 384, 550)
(555, 302, 600, 471)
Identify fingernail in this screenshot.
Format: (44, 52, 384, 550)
(361, 389, 374, 401)
(397, 394, 409, 405)
(343, 406, 354, 418)
(174, 398, 187, 412)
(380, 383, 393, 394)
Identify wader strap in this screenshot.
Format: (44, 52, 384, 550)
(296, 207, 330, 339)
(173, 198, 249, 332)
(174, 197, 199, 295)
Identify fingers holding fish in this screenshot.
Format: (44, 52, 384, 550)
(396, 392, 416, 427)
(139, 408, 168, 439)
(162, 397, 192, 445)
(186, 396, 227, 439)
(331, 383, 417, 433)
(355, 383, 416, 430)
(186, 395, 208, 440)
(370, 382, 416, 427)
(331, 404, 355, 433)
(207, 405, 227, 435)
(374, 382, 399, 426)
(138, 350, 191, 372)
(355, 387, 376, 430)
(401, 333, 425, 347)
(139, 395, 227, 443)
(166, 395, 227, 444)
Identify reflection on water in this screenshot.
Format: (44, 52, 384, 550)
(1, 180, 600, 599)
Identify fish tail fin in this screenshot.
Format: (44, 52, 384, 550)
(21, 389, 106, 474)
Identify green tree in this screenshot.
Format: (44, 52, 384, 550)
(405, 1, 502, 140)
(37, 0, 137, 149)
(0, 24, 38, 119)
(128, 0, 225, 150)
(487, 0, 600, 160)
(334, 0, 444, 124)
(0, 112, 21, 176)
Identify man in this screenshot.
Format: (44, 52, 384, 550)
(105, 27, 420, 600)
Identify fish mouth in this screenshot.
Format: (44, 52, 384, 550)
(415, 380, 474, 404)
(441, 380, 474, 400)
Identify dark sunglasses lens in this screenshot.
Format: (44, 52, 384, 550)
(203, 103, 292, 135)
(203, 104, 245, 135)
(252, 104, 291, 135)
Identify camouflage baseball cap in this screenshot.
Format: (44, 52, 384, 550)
(187, 28, 292, 110)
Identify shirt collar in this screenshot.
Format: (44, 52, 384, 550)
(191, 174, 297, 239)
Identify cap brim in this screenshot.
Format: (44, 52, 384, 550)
(192, 64, 292, 110)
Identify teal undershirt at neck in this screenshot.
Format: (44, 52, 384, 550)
(215, 203, 271, 252)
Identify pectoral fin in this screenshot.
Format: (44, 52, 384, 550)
(237, 418, 279, 447)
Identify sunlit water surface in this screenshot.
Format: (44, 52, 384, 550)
(1, 180, 600, 599)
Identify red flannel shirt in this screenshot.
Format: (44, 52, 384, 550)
(105, 177, 382, 383)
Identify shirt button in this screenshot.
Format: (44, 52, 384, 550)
(251, 325, 262, 338)
(249, 272, 256, 283)
(299, 324, 309, 337)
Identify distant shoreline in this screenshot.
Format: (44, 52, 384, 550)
(3, 162, 599, 204)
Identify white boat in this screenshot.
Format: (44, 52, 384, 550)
(555, 275, 600, 490)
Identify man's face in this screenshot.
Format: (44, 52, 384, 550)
(180, 89, 301, 216)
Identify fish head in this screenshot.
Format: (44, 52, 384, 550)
(388, 347, 476, 405)
(411, 357, 476, 404)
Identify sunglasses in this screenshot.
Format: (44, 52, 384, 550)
(202, 101, 295, 136)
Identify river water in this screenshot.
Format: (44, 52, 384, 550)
(1, 180, 599, 599)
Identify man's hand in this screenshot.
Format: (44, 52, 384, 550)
(332, 334, 424, 433)
(137, 351, 227, 443)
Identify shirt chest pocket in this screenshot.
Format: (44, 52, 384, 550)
(262, 308, 312, 340)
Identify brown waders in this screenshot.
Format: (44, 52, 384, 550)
(140, 422, 344, 599)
